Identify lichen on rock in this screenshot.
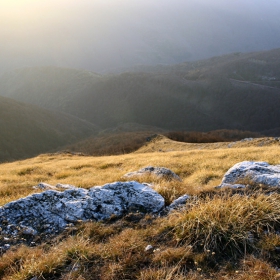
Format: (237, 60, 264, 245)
(0, 181, 165, 237)
(219, 161, 280, 188)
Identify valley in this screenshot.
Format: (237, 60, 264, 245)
(1, 49, 280, 163)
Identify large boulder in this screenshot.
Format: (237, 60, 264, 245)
(220, 161, 280, 188)
(124, 166, 181, 181)
(0, 181, 164, 236)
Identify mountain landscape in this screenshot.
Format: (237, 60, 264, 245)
(2, 2, 280, 279)
(1, 49, 280, 135)
(1, 48, 280, 162)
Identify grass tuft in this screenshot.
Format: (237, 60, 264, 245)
(168, 194, 280, 258)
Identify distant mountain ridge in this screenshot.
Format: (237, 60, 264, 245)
(0, 67, 101, 112)
(1, 49, 280, 134)
(0, 95, 99, 162)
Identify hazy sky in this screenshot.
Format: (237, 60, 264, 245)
(1, 0, 280, 74)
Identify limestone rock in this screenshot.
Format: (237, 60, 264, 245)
(145, 245, 154, 252)
(218, 183, 246, 189)
(55, 183, 77, 190)
(33, 182, 77, 190)
(168, 194, 191, 210)
(124, 166, 181, 181)
(220, 161, 280, 188)
(0, 181, 164, 236)
(33, 182, 56, 190)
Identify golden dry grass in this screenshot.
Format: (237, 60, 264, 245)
(2, 198, 280, 280)
(1, 140, 280, 279)
(0, 141, 280, 205)
(136, 135, 280, 153)
(166, 194, 280, 257)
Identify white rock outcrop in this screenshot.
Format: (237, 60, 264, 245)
(124, 166, 181, 181)
(220, 161, 280, 188)
(0, 181, 164, 236)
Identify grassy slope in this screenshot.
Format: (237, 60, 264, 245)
(0, 96, 99, 163)
(63, 129, 262, 157)
(1, 140, 280, 278)
(1, 49, 280, 132)
(1, 136, 279, 205)
(136, 135, 280, 153)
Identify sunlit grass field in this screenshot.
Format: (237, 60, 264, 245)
(1, 140, 280, 279)
(1, 142, 279, 206)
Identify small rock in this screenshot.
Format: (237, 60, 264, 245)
(33, 182, 56, 190)
(55, 183, 77, 190)
(145, 245, 154, 252)
(124, 166, 181, 181)
(3, 244, 10, 250)
(72, 263, 80, 272)
(168, 194, 191, 210)
(218, 183, 246, 189)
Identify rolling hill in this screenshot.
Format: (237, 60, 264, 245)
(64, 127, 262, 157)
(0, 96, 99, 162)
(1, 49, 280, 133)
